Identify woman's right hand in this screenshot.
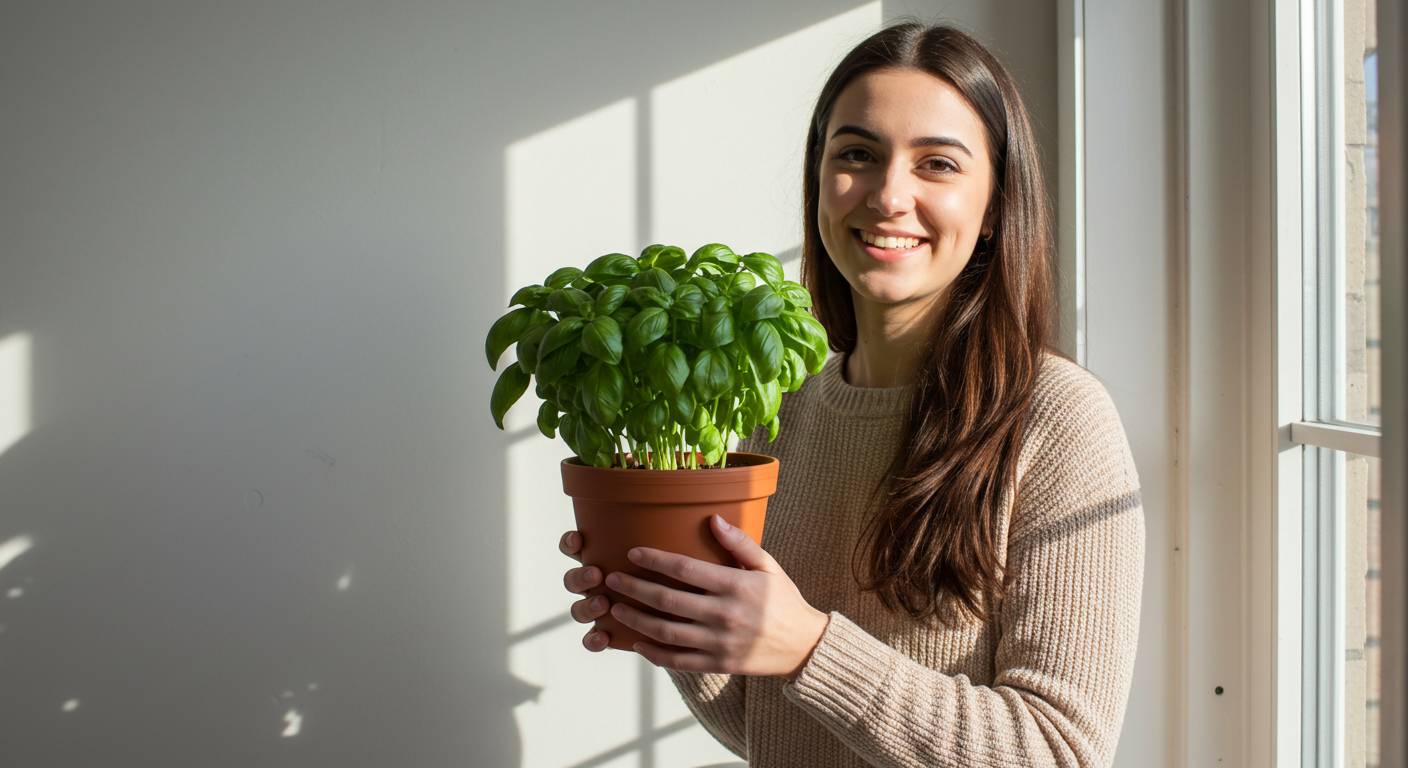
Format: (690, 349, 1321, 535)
(560, 530, 612, 652)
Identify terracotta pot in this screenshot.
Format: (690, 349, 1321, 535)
(559, 451, 779, 652)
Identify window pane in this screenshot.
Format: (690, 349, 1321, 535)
(1335, 0, 1381, 427)
(1343, 452, 1382, 767)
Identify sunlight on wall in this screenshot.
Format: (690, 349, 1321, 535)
(650, 3, 882, 259)
(504, 97, 646, 768)
(0, 333, 33, 457)
(0, 535, 35, 573)
(502, 10, 885, 765)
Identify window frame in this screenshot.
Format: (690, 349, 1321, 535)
(1272, 0, 1387, 765)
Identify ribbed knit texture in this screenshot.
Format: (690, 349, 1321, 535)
(665, 350, 1144, 767)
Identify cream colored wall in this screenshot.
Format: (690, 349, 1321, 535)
(0, 3, 1058, 766)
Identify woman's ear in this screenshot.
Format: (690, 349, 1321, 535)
(981, 205, 997, 239)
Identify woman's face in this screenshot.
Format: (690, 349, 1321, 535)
(817, 67, 995, 311)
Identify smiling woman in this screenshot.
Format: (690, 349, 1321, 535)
(559, 20, 1143, 768)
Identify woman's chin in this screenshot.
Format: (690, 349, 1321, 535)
(854, 284, 924, 307)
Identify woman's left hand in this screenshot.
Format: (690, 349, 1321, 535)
(606, 514, 830, 680)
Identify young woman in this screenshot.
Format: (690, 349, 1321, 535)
(559, 21, 1144, 767)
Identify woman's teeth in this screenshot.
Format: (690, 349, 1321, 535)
(858, 230, 924, 249)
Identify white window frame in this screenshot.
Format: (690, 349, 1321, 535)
(1264, 1, 1400, 767)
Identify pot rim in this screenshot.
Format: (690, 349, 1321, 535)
(560, 448, 777, 467)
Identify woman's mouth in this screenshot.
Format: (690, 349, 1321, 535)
(852, 228, 927, 262)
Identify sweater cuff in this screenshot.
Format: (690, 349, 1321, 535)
(781, 611, 898, 726)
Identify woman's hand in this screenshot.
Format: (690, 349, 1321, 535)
(559, 530, 613, 652)
(607, 514, 830, 680)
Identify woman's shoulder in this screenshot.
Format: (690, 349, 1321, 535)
(1024, 350, 1138, 483)
(1030, 350, 1124, 429)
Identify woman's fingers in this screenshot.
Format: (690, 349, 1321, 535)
(583, 628, 610, 652)
(563, 565, 602, 595)
(560, 530, 611, 652)
(610, 602, 715, 651)
(605, 570, 719, 624)
(559, 530, 583, 563)
(570, 594, 611, 624)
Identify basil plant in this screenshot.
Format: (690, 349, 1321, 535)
(485, 243, 828, 470)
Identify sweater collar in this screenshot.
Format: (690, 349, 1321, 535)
(813, 351, 913, 418)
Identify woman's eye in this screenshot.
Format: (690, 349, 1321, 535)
(924, 157, 957, 173)
(837, 148, 872, 163)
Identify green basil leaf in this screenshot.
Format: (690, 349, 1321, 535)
(777, 282, 813, 309)
(626, 307, 670, 351)
(489, 362, 531, 429)
(536, 402, 559, 439)
(582, 361, 624, 427)
(746, 321, 784, 382)
(538, 317, 585, 359)
(731, 407, 747, 436)
(643, 397, 670, 433)
(594, 284, 630, 315)
(545, 267, 583, 289)
(516, 323, 550, 374)
(648, 343, 690, 396)
(536, 343, 580, 385)
(698, 423, 725, 465)
(766, 414, 780, 442)
(700, 300, 734, 349)
(688, 243, 739, 271)
(584, 252, 640, 282)
(509, 284, 553, 309)
(628, 286, 672, 310)
(582, 316, 623, 364)
(485, 306, 535, 369)
(547, 287, 594, 317)
(690, 348, 734, 402)
(668, 388, 695, 424)
(611, 303, 639, 326)
(691, 403, 711, 431)
(742, 252, 785, 287)
(652, 246, 687, 272)
(786, 311, 830, 374)
(673, 318, 701, 347)
(638, 244, 666, 268)
(559, 412, 580, 453)
(556, 378, 578, 410)
(758, 377, 782, 422)
(726, 272, 756, 301)
(737, 284, 784, 322)
(669, 283, 705, 320)
(784, 348, 807, 391)
(689, 276, 721, 298)
(631, 267, 676, 295)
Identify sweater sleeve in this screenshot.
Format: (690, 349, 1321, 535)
(664, 669, 749, 759)
(779, 373, 1145, 767)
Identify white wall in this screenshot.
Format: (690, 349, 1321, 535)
(0, 2, 1057, 766)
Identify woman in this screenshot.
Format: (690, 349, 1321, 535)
(559, 21, 1143, 768)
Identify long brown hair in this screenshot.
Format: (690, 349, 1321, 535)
(801, 22, 1058, 623)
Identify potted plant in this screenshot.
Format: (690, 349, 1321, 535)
(485, 242, 828, 650)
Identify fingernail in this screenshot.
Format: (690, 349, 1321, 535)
(591, 596, 606, 611)
(715, 514, 732, 530)
(583, 567, 597, 581)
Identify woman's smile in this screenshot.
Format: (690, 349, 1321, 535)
(850, 227, 929, 262)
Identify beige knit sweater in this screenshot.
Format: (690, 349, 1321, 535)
(665, 350, 1144, 767)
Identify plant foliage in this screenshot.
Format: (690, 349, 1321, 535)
(485, 243, 828, 469)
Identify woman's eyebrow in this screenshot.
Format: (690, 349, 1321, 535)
(829, 124, 973, 158)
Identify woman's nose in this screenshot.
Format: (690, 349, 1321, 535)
(867, 166, 915, 217)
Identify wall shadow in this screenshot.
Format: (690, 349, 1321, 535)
(0, 1, 1055, 765)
